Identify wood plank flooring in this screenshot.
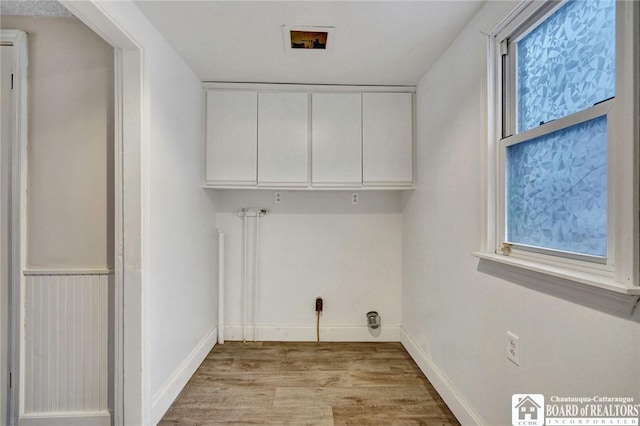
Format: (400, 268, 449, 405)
(159, 342, 460, 425)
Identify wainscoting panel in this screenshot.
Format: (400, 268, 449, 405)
(23, 272, 109, 420)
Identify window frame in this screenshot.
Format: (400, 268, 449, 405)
(477, 0, 640, 294)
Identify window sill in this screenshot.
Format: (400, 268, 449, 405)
(472, 252, 640, 295)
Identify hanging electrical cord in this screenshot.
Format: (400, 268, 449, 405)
(315, 297, 323, 342)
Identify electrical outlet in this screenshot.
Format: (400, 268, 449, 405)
(351, 193, 359, 205)
(507, 331, 519, 366)
(275, 192, 282, 204)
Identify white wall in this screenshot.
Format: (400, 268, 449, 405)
(146, 36, 218, 399)
(401, 2, 640, 425)
(216, 190, 401, 341)
(0, 16, 114, 270)
(128, 7, 218, 420)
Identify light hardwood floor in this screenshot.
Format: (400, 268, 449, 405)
(159, 342, 460, 425)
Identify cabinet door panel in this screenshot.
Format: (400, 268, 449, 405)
(312, 93, 362, 186)
(258, 92, 309, 186)
(362, 93, 413, 185)
(206, 91, 257, 184)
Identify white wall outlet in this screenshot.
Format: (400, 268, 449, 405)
(351, 193, 359, 205)
(274, 192, 282, 204)
(507, 331, 519, 366)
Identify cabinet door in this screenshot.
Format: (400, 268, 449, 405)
(206, 90, 257, 185)
(362, 93, 413, 185)
(312, 93, 362, 186)
(258, 92, 309, 186)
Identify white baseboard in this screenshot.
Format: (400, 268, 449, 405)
(224, 324, 400, 342)
(151, 327, 218, 425)
(20, 411, 111, 426)
(400, 327, 484, 425)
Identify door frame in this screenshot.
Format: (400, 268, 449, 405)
(0, 29, 27, 426)
(58, 2, 150, 424)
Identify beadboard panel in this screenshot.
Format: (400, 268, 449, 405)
(23, 273, 109, 416)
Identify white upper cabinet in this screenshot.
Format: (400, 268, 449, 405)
(258, 92, 309, 186)
(362, 92, 413, 185)
(311, 93, 362, 186)
(204, 85, 414, 190)
(205, 90, 257, 185)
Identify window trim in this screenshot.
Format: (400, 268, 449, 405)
(476, 0, 640, 295)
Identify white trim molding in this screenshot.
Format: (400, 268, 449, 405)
(20, 412, 110, 426)
(202, 82, 416, 93)
(400, 328, 483, 426)
(473, 252, 640, 296)
(23, 269, 113, 276)
(224, 324, 401, 342)
(151, 328, 217, 425)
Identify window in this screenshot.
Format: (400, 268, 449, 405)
(507, 116, 608, 259)
(478, 0, 639, 293)
(504, 0, 614, 262)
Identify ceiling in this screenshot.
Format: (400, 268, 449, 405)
(0, 0, 72, 17)
(134, 1, 485, 86)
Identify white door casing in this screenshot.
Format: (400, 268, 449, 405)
(0, 41, 14, 426)
(57, 2, 148, 423)
(0, 29, 27, 426)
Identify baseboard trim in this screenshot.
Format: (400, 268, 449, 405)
(224, 324, 400, 342)
(20, 411, 111, 426)
(151, 327, 218, 425)
(400, 327, 484, 425)
(24, 268, 113, 276)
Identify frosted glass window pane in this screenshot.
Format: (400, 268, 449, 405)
(516, 0, 615, 133)
(507, 116, 607, 257)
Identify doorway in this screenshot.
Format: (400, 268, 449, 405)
(1, 14, 117, 424)
(3, 2, 149, 422)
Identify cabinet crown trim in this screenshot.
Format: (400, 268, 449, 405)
(203, 82, 416, 93)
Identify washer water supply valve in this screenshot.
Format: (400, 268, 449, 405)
(367, 311, 381, 330)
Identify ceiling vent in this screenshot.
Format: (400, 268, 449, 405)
(282, 25, 335, 52)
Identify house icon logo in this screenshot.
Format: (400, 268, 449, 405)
(512, 394, 544, 426)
